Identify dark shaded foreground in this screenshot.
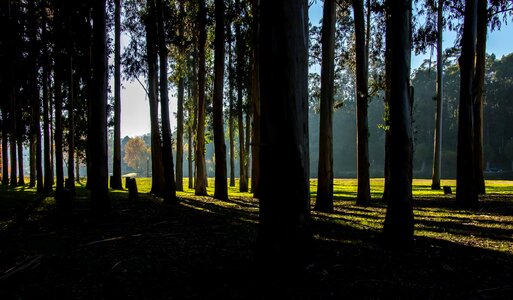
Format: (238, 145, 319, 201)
(1, 185, 513, 299)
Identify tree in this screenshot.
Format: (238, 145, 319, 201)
(353, 0, 371, 205)
(314, 0, 335, 213)
(227, 24, 236, 188)
(250, 0, 260, 198)
(124, 137, 150, 173)
(156, 0, 177, 204)
(212, 0, 228, 200)
(111, 0, 123, 190)
(90, 0, 111, 215)
(382, 0, 414, 246)
(195, 0, 208, 196)
(258, 0, 311, 291)
(456, 0, 478, 207)
(431, 0, 444, 190)
(41, 0, 53, 192)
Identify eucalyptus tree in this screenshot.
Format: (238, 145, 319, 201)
(258, 0, 311, 287)
(314, 0, 336, 213)
(212, 0, 228, 200)
(382, 0, 414, 246)
(111, 0, 123, 190)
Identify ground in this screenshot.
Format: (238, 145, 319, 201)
(1, 178, 512, 299)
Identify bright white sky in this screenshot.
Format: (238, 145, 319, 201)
(118, 4, 513, 138)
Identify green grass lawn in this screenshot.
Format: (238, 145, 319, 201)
(1, 178, 512, 298)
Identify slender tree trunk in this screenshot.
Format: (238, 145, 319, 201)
(431, 0, 444, 190)
(382, 3, 392, 203)
(456, 0, 478, 207)
(235, 7, 248, 193)
(382, 0, 414, 246)
(90, 0, 110, 215)
(156, 0, 177, 204)
(315, 0, 335, 213)
(190, 53, 198, 190)
(245, 112, 251, 185)
(41, 1, 53, 192)
(250, 0, 260, 197)
(9, 92, 17, 187)
(212, 0, 228, 200)
(188, 126, 194, 189)
(49, 95, 54, 186)
(17, 137, 24, 186)
(473, 0, 487, 195)
(176, 77, 184, 191)
(195, 0, 208, 196)
(145, 0, 165, 196)
(111, 0, 123, 190)
(55, 58, 64, 199)
(30, 133, 36, 187)
(354, 0, 371, 205)
(76, 152, 80, 183)
(67, 17, 75, 194)
(258, 0, 311, 292)
(228, 28, 236, 188)
(1, 124, 8, 185)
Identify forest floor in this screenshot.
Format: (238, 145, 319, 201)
(1, 178, 513, 299)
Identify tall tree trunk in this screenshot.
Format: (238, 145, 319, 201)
(473, 0, 487, 195)
(195, 0, 208, 196)
(156, 0, 177, 204)
(145, 0, 165, 196)
(213, 0, 228, 200)
(235, 6, 248, 193)
(382, 2, 392, 203)
(67, 15, 75, 194)
(17, 137, 24, 185)
(54, 56, 64, 200)
(29, 0, 41, 190)
(76, 152, 80, 183)
(1, 123, 8, 185)
(228, 27, 236, 188)
(176, 77, 184, 191)
(188, 125, 194, 189)
(111, 0, 123, 190)
(431, 0, 443, 190)
(354, 0, 371, 206)
(314, 0, 335, 213)
(41, 1, 53, 192)
(90, 0, 110, 215)
(245, 111, 251, 185)
(30, 131, 36, 187)
(382, 0, 414, 246)
(250, 0, 260, 198)
(456, 0, 478, 207)
(9, 92, 17, 187)
(258, 0, 311, 291)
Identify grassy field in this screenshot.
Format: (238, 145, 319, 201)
(1, 178, 512, 298)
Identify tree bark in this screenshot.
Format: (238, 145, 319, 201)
(1, 121, 8, 185)
(228, 26, 236, 188)
(456, 0, 478, 207)
(17, 136, 24, 185)
(9, 92, 17, 187)
(145, 0, 165, 196)
(188, 125, 194, 189)
(382, 0, 414, 246)
(250, 0, 260, 198)
(354, 0, 371, 206)
(257, 0, 311, 291)
(111, 0, 123, 190)
(314, 0, 336, 213)
(382, 2, 392, 203)
(176, 77, 184, 191)
(156, 0, 177, 204)
(67, 11, 75, 194)
(473, 0, 487, 195)
(431, 0, 443, 190)
(213, 0, 228, 200)
(90, 0, 111, 215)
(195, 0, 208, 196)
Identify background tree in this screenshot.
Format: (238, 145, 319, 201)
(111, 0, 123, 190)
(124, 136, 150, 174)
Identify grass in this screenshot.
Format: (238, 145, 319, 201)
(1, 178, 512, 298)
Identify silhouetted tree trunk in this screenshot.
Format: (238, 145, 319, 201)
(9, 93, 17, 187)
(54, 51, 64, 199)
(212, 0, 228, 200)
(258, 0, 311, 291)
(156, 0, 177, 204)
(176, 77, 184, 191)
(382, 3, 392, 203)
(17, 136, 24, 185)
(235, 3, 248, 193)
(354, 0, 371, 205)
(1, 128, 7, 185)
(228, 26, 236, 188)
(41, 1, 53, 192)
(195, 0, 208, 196)
(473, 0, 486, 194)
(111, 0, 123, 190)
(188, 125, 194, 189)
(67, 12, 75, 194)
(250, 0, 260, 197)
(314, 0, 335, 213)
(145, 0, 165, 196)
(431, 0, 443, 190)
(382, 0, 414, 246)
(90, 0, 110, 215)
(456, 0, 478, 207)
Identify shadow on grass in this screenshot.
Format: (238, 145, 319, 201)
(0, 185, 512, 299)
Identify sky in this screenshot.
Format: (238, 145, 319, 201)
(119, 4, 513, 138)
